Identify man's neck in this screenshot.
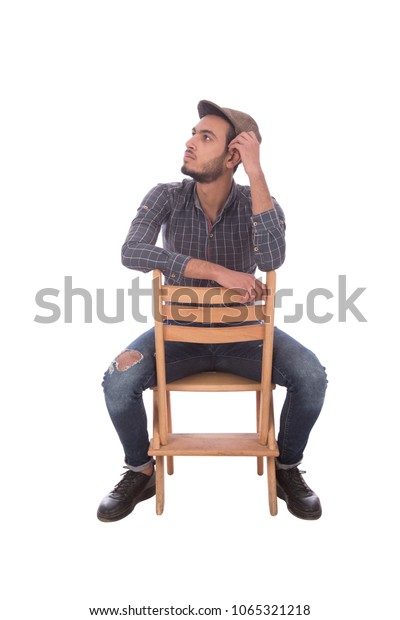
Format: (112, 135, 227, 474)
(195, 176, 233, 223)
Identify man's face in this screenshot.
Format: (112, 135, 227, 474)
(181, 115, 232, 183)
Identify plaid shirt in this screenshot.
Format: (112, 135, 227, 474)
(121, 179, 286, 286)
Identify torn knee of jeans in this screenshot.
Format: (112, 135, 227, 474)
(114, 350, 143, 372)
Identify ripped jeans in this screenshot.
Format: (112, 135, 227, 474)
(102, 327, 327, 470)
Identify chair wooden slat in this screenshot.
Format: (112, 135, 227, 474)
(163, 323, 265, 344)
(158, 285, 244, 305)
(149, 433, 279, 457)
(161, 303, 267, 324)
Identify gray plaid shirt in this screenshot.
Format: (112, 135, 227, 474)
(121, 179, 286, 286)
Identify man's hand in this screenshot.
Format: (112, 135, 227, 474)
(213, 266, 266, 303)
(228, 131, 262, 178)
(229, 131, 275, 215)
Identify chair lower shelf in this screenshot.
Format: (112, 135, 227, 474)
(149, 433, 279, 457)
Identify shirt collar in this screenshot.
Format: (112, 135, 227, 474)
(193, 181, 238, 220)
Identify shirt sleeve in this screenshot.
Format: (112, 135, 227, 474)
(121, 184, 191, 280)
(250, 199, 286, 271)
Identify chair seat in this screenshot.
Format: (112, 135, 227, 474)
(151, 371, 272, 392)
(149, 433, 279, 456)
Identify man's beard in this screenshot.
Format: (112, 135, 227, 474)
(181, 153, 226, 183)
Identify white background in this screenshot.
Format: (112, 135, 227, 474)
(1, 1, 399, 618)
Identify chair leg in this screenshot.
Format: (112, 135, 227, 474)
(152, 390, 160, 449)
(256, 392, 264, 475)
(166, 458, 174, 475)
(155, 456, 165, 515)
(166, 392, 174, 475)
(267, 456, 278, 516)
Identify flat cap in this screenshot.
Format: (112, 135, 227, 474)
(198, 99, 262, 144)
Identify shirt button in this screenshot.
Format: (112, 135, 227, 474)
(253, 221, 258, 226)
(254, 247, 259, 252)
(209, 233, 214, 238)
(171, 273, 176, 279)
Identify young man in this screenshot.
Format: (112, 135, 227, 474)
(98, 100, 327, 522)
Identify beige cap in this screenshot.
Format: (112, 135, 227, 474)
(198, 99, 262, 144)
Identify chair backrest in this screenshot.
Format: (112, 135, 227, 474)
(152, 270, 276, 443)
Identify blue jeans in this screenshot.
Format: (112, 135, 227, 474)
(102, 327, 327, 470)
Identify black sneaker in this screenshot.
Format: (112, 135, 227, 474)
(97, 469, 156, 522)
(276, 466, 322, 520)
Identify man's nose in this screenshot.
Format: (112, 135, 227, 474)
(185, 135, 196, 150)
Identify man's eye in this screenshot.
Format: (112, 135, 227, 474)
(203, 135, 210, 141)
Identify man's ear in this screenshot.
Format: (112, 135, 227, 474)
(226, 148, 241, 169)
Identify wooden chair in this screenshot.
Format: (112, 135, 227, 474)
(148, 269, 278, 515)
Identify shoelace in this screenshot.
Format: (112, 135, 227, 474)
(112, 470, 139, 497)
(285, 468, 311, 492)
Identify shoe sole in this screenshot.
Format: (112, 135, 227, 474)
(276, 483, 322, 521)
(97, 483, 156, 523)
